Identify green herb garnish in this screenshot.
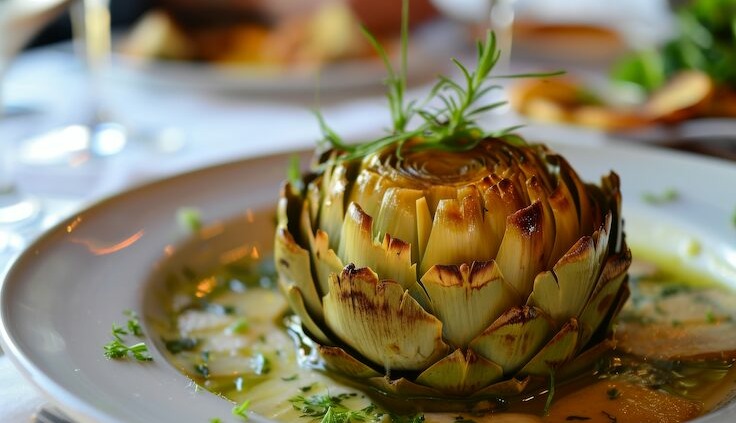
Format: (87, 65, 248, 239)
(315, 0, 562, 163)
(124, 309, 143, 336)
(232, 400, 251, 420)
(103, 310, 152, 361)
(103, 339, 152, 361)
(642, 188, 679, 205)
(177, 207, 202, 232)
(288, 155, 304, 191)
(164, 337, 199, 354)
(227, 318, 250, 334)
(281, 374, 299, 382)
(195, 350, 211, 378)
(543, 371, 556, 416)
(607, 387, 621, 400)
(289, 393, 378, 422)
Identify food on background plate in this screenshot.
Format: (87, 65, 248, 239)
(122, 3, 374, 70)
(511, 0, 736, 130)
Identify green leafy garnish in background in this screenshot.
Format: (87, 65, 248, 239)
(641, 188, 679, 205)
(316, 0, 562, 162)
(612, 0, 736, 92)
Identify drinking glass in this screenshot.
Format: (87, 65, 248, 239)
(0, 0, 69, 255)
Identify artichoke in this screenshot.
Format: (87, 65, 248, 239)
(274, 138, 631, 402)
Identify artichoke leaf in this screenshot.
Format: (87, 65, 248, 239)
(420, 192, 495, 276)
(481, 179, 524, 257)
(559, 158, 594, 235)
(519, 318, 580, 376)
(312, 229, 344, 297)
(547, 180, 581, 265)
(469, 306, 553, 375)
(274, 227, 322, 320)
(421, 261, 518, 348)
(416, 349, 504, 395)
(347, 169, 394, 223)
(496, 201, 549, 297)
(323, 265, 449, 372)
(338, 203, 417, 290)
(319, 163, 350, 251)
(285, 286, 332, 345)
(525, 175, 557, 268)
(527, 236, 598, 324)
(374, 187, 425, 263)
(415, 196, 432, 266)
(472, 376, 529, 397)
(578, 249, 631, 346)
(318, 345, 382, 378)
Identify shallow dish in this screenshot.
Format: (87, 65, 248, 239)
(1, 128, 736, 423)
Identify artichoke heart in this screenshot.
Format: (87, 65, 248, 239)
(274, 137, 631, 400)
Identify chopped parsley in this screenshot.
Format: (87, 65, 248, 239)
(195, 350, 211, 378)
(281, 374, 299, 382)
(163, 337, 199, 354)
(103, 310, 152, 362)
(103, 339, 152, 361)
(227, 318, 250, 334)
(177, 207, 202, 232)
(289, 393, 371, 421)
(232, 400, 251, 420)
(252, 353, 271, 375)
(606, 387, 621, 400)
(124, 309, 144, 336)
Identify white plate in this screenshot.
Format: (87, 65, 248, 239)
(110, 20, 466, 94)
(2, 130, 736, 423)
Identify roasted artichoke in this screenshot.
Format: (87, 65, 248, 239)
(275, 138, 631, 401)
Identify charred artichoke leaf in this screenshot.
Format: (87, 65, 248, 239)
(469, 306, 553, 375)
(496, 201, 549, 297)
(274, 227, 322, 321)
(374, 187, 425, 263)
(284, 286, 332, 345)
(312, 229, 344, 298)
(318, 344, 382, 378)
(420, 192, 495, 275)
(348, 169, 395, 224)
(421, 261, 518, 348)
(527, 236, 598, 323)
(415, 196, 433, 266)
(519, 318, 580, 376)
(323, 266, 449, 371)
(547, 180, 581, 265)
(578, 249, 631, 346)
(525, 175, 557, 268)
(319, 163, 350, 251)
(480, 179, 525, 257)
(415, 349, 504, 395)
(338, 203, 417, 290)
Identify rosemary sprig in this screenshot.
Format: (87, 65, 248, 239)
(316, 0, 563, 162)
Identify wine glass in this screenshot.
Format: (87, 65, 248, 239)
(0, 0, 69, 261)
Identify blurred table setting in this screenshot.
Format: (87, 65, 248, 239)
(1, 0, 735, 421)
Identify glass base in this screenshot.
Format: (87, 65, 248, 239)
(0, 192, 41, 227)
